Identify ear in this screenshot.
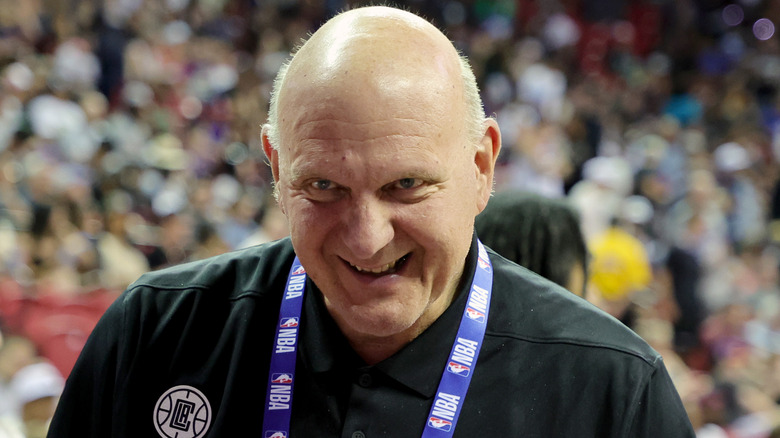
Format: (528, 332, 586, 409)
(261, 124, 280, 184)
(474, 118, 501, 213)
(261, 124, 287, 214)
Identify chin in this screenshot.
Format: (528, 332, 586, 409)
(341, 304, 424, 339)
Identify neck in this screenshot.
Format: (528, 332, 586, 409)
(331, 282, 462, 365)
(348, 334, 419, 365)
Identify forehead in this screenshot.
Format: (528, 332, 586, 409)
(287, 142, 450, 189)
(281, 57, 458, 131)
(277, 63, 464, 169)
(289, 96, 445, 143)
(283, 114, 457, 185)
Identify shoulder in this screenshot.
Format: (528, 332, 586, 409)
(486, 248, 659, 365)
(111, 238, 296, 317)
(91, 238, 296, 353)
(131, 238, 295, 296)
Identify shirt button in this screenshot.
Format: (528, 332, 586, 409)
(352, 431, 366, 438)
(358, 373, 373, 387)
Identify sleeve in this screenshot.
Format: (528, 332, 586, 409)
(625, 356, 696, 437)
(46, 293, 127, 437)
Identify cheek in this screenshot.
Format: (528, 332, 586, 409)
(286, 206, 317, 237)
(284, 200, 338, 241)
(401, 198, 472, 245)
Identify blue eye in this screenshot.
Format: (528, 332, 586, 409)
(397, 178, 419, 189)
(312, 180, 332, 190)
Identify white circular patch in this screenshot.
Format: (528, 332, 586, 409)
(153, 385, 212, 438)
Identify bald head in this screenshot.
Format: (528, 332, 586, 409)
(293, 6, 458, 80)
(264, 6, 484, 151)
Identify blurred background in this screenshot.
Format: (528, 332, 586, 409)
(1, 0, 780, 436)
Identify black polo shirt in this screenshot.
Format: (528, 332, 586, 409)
(49, 236, 694, 437)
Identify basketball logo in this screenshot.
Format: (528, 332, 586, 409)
(154, 385, 212, 438)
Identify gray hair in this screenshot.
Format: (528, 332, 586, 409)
(264, 51, 486, 150)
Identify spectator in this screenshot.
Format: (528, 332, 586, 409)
(586, 224, 652, 325)
(475, 190, 588, 296)
(0, 361, 64, 438)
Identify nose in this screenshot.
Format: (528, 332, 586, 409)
(341, 195, 394, 260)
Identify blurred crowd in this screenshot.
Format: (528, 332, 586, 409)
(0, 0, 779, 436)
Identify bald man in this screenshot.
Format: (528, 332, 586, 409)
(49, 6, 694, 437)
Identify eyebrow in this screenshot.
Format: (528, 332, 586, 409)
(286, 162, 444, 187)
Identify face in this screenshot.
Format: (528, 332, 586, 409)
(264, 62, 498, 343)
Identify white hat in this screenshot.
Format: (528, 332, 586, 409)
(714, 142, 751, 173)
(9, 362, 65, 405)
(582, 156, 633, 195)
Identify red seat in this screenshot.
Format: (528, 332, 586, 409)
(8, 288, 119, 377)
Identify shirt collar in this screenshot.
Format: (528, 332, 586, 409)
(300, 235, 479, 399)
(299, 282, 363, 375)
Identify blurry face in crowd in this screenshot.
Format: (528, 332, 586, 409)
(263, 7, 500, 354)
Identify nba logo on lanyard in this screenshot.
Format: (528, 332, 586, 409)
(422, 241, 493, 437)
(428, 416, 452, 431)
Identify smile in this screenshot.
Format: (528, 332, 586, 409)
(348, 254, 409, 275)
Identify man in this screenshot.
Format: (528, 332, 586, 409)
(49, 6, 694, 437)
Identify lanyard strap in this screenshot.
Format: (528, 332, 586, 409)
(263, 241, 493, 438)
(262, 258, 306, 438)
(421, 240, 492, 437)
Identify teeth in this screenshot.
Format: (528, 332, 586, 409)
(352, 259, 398, 274)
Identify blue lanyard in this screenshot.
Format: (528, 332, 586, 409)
(421, 240, 493, 437)
(262, 259, 306, 438)
(262, 241, 493, 438)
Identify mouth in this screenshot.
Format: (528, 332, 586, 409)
(347, 254, 410, 276)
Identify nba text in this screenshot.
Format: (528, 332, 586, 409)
(285, 274, 305, 299)
(431, 392, 461, 422)
(268, 385, 291, 410)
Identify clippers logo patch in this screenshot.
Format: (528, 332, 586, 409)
(154, 385, 211, 438)
(428, 416, 453, 431)
(280, 317, 299, 328)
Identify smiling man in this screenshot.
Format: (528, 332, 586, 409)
(262, 6, 498, 365)
(49, 6, 694, 438)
